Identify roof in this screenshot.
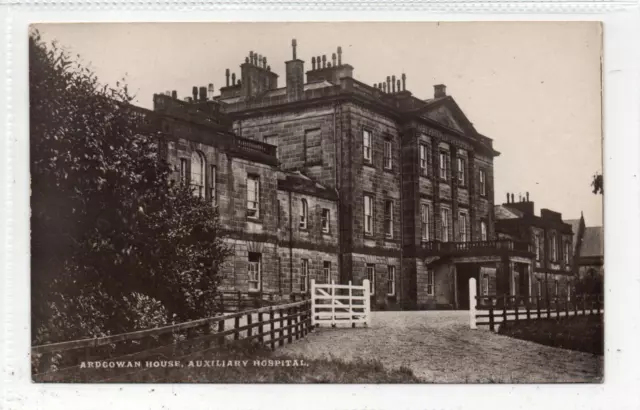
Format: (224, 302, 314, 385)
(564, 219, 582, 249)
(494, 204, 523, 220)
(581, 226, 603, 257)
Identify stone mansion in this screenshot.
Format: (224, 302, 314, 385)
(137, 39, 576, 310)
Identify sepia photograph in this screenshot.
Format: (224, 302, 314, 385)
(29, 22, 604, 384)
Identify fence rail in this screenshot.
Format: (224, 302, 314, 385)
(32, 297, 312, 380)
(468, 278, 603, 331)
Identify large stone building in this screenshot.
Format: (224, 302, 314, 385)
(495, 193, 575, 302)
(148, 39, 540, 310)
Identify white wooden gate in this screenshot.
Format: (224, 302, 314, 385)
(310, 279, 371, 328)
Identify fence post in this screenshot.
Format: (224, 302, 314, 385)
(247, 312, 253, 339)
(536, 294, 541, 319)
(582, 293, 587, 316)
(310, 279, 316, 327)
(234, 316, 240, 341)
(269, 308, 276, 350)
(596, 294, 601, 314)
(237, 290, 242, 312)
(564, 295, 569, 319)
(514, 296, 519, 323)
(574, 294, 578, 317)
(259, 312, 265, 344)
(349, 280, 354, 328)
(526, 296, 531, 320)
(287, 307, 293, 343)
(502, 294, 507, 325)
(278, 307, 285, 347)
(363, 279, 371, 327)
(218, 319, 225, 346)
(469, 278, 477, 330)
(331, 279, 336, 328)
(546, 294, 551, 319)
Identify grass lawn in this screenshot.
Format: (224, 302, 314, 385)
(37, 340, 421, 383)
(498, 314, 603, 356)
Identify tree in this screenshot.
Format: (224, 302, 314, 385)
(591, 172, 603, 195)
(30, 30, 232, 344)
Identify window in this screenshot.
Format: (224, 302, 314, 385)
(248, 253, 261, 291)
(457, 157, 465, 185)
(304, 129, 322, 165)
(458, 212, 468, 242)
(383, 139, 392, 170)
(534, 233, 541, 260)
(564, 242, 570, 265)
(323, 261, 331, 284)
(190, 151, 205, 198)
(209, 165, 216, 205)
(364, 195, 374, 235)
(321, 208, 330, 233)
(179, 158, 187, 184)
(247, 175, 260, 218)
(550, 233, 558, 261)
(421, 204, 430, 241)
(537, 279, 542, 297)
(441, 208, 451, 242)
(479, 170, 487, 196)
(480, 221, 488, 241)
(419, 144, 429, 175)
(384, 200, 394, 238)
(300, 199, 308, 229)
(301, 259, 309, 292)
(439, 151, 449, 180)
(387, 266, 396, 296)
(363, 129, 372, 164)
(366, 264, 376, 295)
(426, 269, 435, 296)
(482, 274, 489, 296)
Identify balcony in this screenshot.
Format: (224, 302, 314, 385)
(419, 239, 534, 257)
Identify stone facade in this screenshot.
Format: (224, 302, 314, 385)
(152, 39, 542, 309)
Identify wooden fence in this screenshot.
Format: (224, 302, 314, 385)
(310, 279, 371, 328)
(32, 297, 312, 381)
(216, 290, 304, 312)
(468, 278, 603, 331)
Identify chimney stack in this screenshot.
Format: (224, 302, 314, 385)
(192, 86, 198, 101)
(199, 86, 207, 101)
(434, 84, 447, 98)
(286, 38, 304, 101)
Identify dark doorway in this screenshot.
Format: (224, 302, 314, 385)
(516, 263, 530, 297)
(456, 264, 480, 310)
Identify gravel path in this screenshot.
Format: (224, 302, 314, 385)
(274, 311, 603, 383)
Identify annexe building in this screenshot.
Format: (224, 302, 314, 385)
(152, 39, 538, 310)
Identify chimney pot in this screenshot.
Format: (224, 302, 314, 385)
(292, 39, 297, 59)
(232, 73, 236, 85)
(526, 191, 530, 201)
(506, 192, 510, 203)
(401, 73, 406, 91)
(392, 75, 396, 93)
(316, 56, 321, 69)
(311, 56, 316, 70)
(225, 69, 230, 86)
(337, 46, 342, 65)
(267, 65, 271, 71)
(199, 86, 207, 101)
(434, 84, 447, 98)
(386, 76, 391, 93)
(332, 53, 337, 66)
(397, 80, 401, 92)
(245, 57, 249, 63)
(192, 86, 198, 101)
(207, 83, 214, 98)
(171, 90, 177, 99)
(510, 193, 515, 203)
(263, 56, 268, 68)
(322, 55, 327, 68)
(383, 82, 387, 93)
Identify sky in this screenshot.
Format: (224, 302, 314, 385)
(34, 22, 604, 226)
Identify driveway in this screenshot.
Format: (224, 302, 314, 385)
(275, 310, 603, 383)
